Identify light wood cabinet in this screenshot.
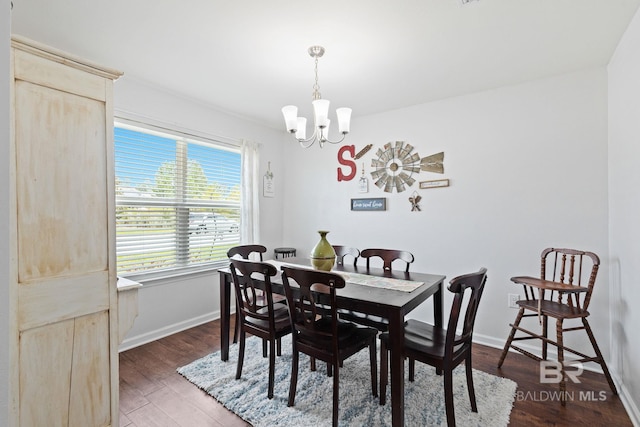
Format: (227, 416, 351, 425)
(10, 36, 122, 426)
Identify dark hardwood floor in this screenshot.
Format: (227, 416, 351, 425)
(119, 318, 632, 427)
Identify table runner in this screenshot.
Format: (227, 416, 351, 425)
(265, 260, 423, 292)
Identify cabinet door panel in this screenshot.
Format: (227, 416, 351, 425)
(19, 320, 74, 427)
(69, 311, 111, 427)
(15, 80, 108, 281)
(19, 312, 111, 426)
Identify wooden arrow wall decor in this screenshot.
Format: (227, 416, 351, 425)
(420, 152, 444, 174)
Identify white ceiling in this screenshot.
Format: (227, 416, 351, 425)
(10, 0, 640, 130)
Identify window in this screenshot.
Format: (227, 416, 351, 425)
(114, 121, 241, 277)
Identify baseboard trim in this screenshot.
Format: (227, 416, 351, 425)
(119, 311, 220, 352)
(615, 377, 640, 427)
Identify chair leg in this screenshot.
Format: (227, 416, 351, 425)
(235, 329, 245, 380)
(332, 361, 340, 427)
(233, 301, 240, 344)
(465, 350, 478, 412)
(379, 339, 388, 405)
(444, 368, 456, 427)
(233, 316, 239, 344)
(277, 337, 282, 356)
(409, 358, 415, 381)
(498, 307, 525, 367)
(542, 314, 548, 360)
(556, 319, 567, 406)
(262, 338, 267, 358)
(288, 348, 299, 407)
(583, 318, 618, 394)
(268, 338, 276, 399)
(369, 340, 378, 397)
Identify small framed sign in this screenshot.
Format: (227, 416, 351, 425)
(263, 161, 275, 198)
(351, 198, 386, 211)
(419, 179, 449, 189)
(358, 176, 369, 193)
(263, 174, 274, 197)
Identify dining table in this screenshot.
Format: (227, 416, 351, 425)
(217, 257, 446, 427)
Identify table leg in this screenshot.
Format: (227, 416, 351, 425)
(434, 280, 443, 328)
(389, 311, 405, 427)
(219, 271, 231, 361)
(434, 280, 444, 375)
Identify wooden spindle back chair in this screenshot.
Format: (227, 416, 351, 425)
(498, 248, 617, 404)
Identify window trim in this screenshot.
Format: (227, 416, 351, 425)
(114, 113, 241, 281)
(114, 111, 241, 151)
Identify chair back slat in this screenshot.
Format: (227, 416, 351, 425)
(360, 248, 414, 272)
(227, 244, 267, 261)
(332, 246, 360, 267)
(447, 268, 487, 354)
(540, 247, 600, 311)
(230, 259, 278, 326)
(281, 267, 345, 347)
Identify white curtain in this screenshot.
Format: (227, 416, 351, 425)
(240, 139, 260, 244)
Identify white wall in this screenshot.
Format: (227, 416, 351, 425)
(608, 5, 640, 423)
(282, 68, 611, 357)
(1, 1, 11, 425)
(114, 76, 286, 349)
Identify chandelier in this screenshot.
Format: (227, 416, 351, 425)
(282, 46, 352, 148)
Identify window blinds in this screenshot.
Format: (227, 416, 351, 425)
(114, 122, 241, 276)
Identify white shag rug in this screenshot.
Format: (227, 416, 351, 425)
(178, 335, 517, 427)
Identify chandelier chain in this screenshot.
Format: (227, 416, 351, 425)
(312, 56, 321, 101)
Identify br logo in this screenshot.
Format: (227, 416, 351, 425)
(539, 361, 584, 384)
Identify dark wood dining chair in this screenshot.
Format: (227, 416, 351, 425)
(227, 245, 287, 348)
(379, 268, 487, 427)
(360, 248, 414, 272)
(340, 248, 415, 332)
(332, 245, 360, 267)
(228, 245, 266, 344)
(281, 266, 378, 426)
(497, 248, 617, 404)
(229, 258, 291, 399)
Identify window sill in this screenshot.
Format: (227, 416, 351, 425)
(118, 262, 227, 288)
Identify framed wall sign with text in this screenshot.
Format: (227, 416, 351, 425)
(351, 198, 386, 211)
(419, 179, 449, 189)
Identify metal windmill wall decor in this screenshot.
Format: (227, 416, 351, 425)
(370, 141, 444, 193)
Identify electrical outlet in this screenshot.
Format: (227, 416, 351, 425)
(508, 293, 520, 309)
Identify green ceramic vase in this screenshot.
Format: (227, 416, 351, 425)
(310, 230, 336, 271)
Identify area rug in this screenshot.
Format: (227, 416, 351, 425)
(178, 336, 517, 427)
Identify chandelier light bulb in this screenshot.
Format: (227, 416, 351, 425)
(295, 117, 307, 139)
(336, 108, 352, 134)
(281, 105, 298, 133)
